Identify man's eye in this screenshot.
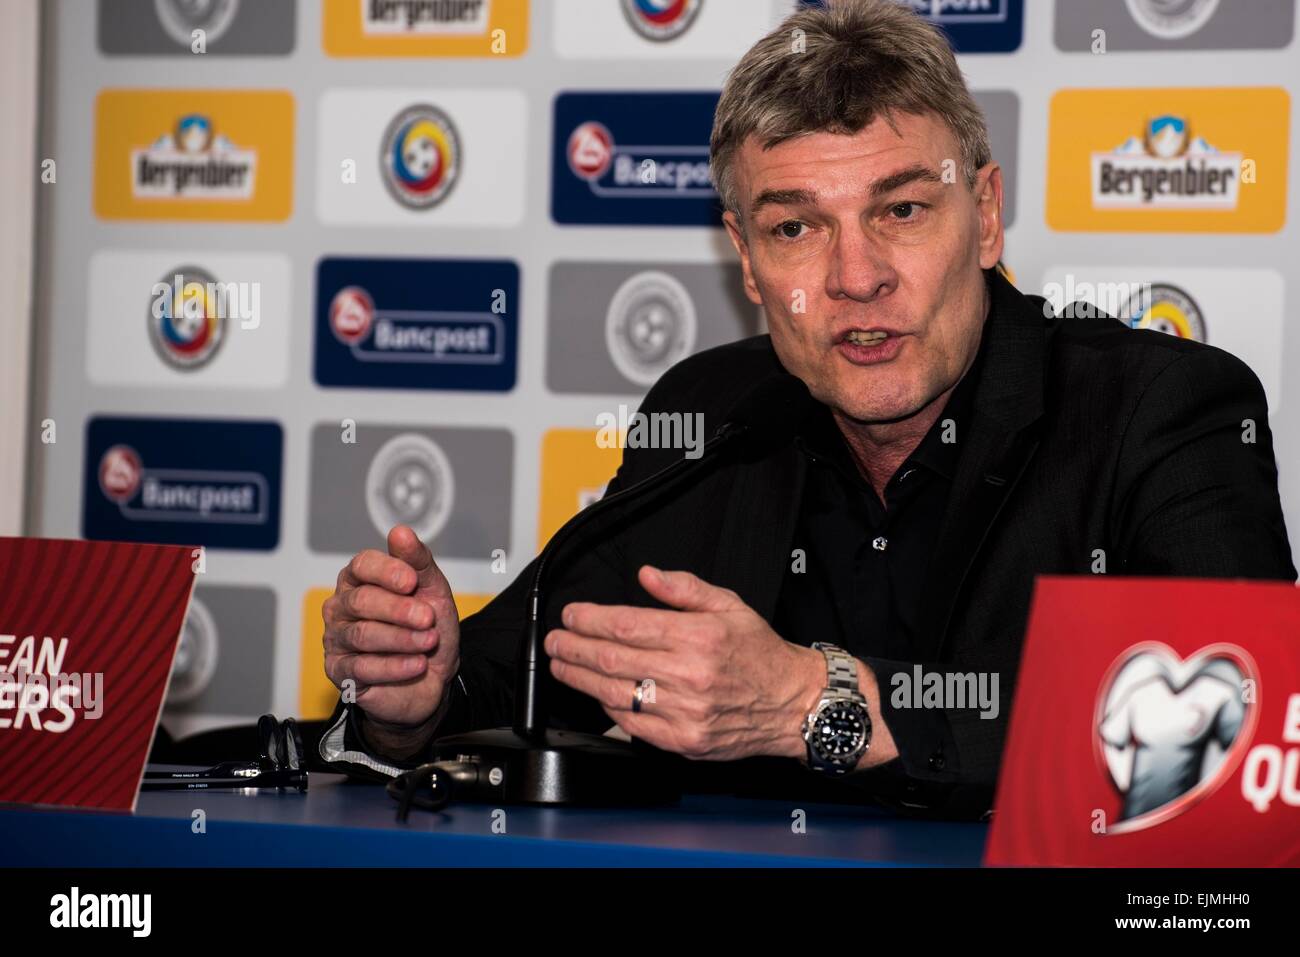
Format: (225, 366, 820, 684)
(772, 220, 806, 239)
(889, 202, 922, 220)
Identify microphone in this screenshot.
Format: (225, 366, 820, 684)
(429, 372, 813, 806)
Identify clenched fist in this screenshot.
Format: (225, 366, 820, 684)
(322, 525, 460, 742)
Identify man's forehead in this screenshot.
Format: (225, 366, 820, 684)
(737, 112, 953, 173)
(733, 113, 956, 187)
(734, 120, 953, 214)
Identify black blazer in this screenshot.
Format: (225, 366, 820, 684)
(336, 267, 1296, 817)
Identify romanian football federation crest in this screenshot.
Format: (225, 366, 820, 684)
(620, 0, 702, 41)
(380, 104, 461, 210)
(1121, 282, 1206, 341)
(149, 266, 227, 369)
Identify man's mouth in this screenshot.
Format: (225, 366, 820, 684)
(842, 330, 890, 346)
(834, 329, 905, 365)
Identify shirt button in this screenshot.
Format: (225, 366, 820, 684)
(929, 752, 946, 771)
(872, 536, 888, 552)
(900, 468, 916, 482)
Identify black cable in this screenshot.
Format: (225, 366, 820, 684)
(387, 762, 455, 821)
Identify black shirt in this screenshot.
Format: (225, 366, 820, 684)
(767, 323, 987, 801)
(773, 332, 983, 663)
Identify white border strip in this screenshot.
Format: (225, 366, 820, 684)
(0, 0, 38, 534)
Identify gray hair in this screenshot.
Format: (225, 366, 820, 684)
(710, 0, 992, 219)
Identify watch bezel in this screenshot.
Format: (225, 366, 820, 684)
(804, 695, 872, 770)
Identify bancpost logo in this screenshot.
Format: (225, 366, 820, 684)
(95, 90, 294, 221)
(83, 417, 283, 550)
(323, 0, 529, 56)
(1047, 87, 1289, 232)
(565, 118, 713, 201)
(810, 0, 1024, 52)
(901, 0, 1010, 23)
(96, 443, 267, 527)
(552, 92, 721, 226)
(314, 257, 518, 391)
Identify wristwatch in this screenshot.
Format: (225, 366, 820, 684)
(801, 642, 872, 775)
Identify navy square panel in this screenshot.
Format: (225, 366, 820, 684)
(83, 417, 282, 551)
(552, 91, 723, 227)
(797, 0, 1023, 53)
(314, 257, 519, 392)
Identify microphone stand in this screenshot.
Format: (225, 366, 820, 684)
(429, 424, 748, 806)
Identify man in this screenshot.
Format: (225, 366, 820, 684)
(317, 0, 1295, 817)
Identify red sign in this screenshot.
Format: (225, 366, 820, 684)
(0, 537, 196, 811)
(986, 576, 1300, 866)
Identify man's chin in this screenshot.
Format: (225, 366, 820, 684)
(820, 382, 933, 425)
(831, 403, 924, 426)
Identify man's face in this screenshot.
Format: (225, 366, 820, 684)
(722, 112, 1003, 424)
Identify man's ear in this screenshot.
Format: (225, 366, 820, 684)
(974, 162, 1005, 271)
(723, 210, 764, 306)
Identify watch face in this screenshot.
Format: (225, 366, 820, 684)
(812, 703, 868, 763)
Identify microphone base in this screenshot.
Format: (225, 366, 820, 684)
(430, 727, 681, 807)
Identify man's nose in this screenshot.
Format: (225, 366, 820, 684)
(825, 226, 897, 304)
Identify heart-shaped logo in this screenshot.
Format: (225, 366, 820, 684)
(1094, 642, 1259, 835)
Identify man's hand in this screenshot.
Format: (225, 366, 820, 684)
(545, 565, 897, 767)
(322, 525, 461, 755)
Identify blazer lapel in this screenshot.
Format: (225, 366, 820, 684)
(914, 270, 1048, 661)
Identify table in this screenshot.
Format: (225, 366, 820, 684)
(0, 773, 989, 867)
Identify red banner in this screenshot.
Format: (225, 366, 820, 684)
(0, 537, 196, 811)
(987, 576, 1300, 866)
